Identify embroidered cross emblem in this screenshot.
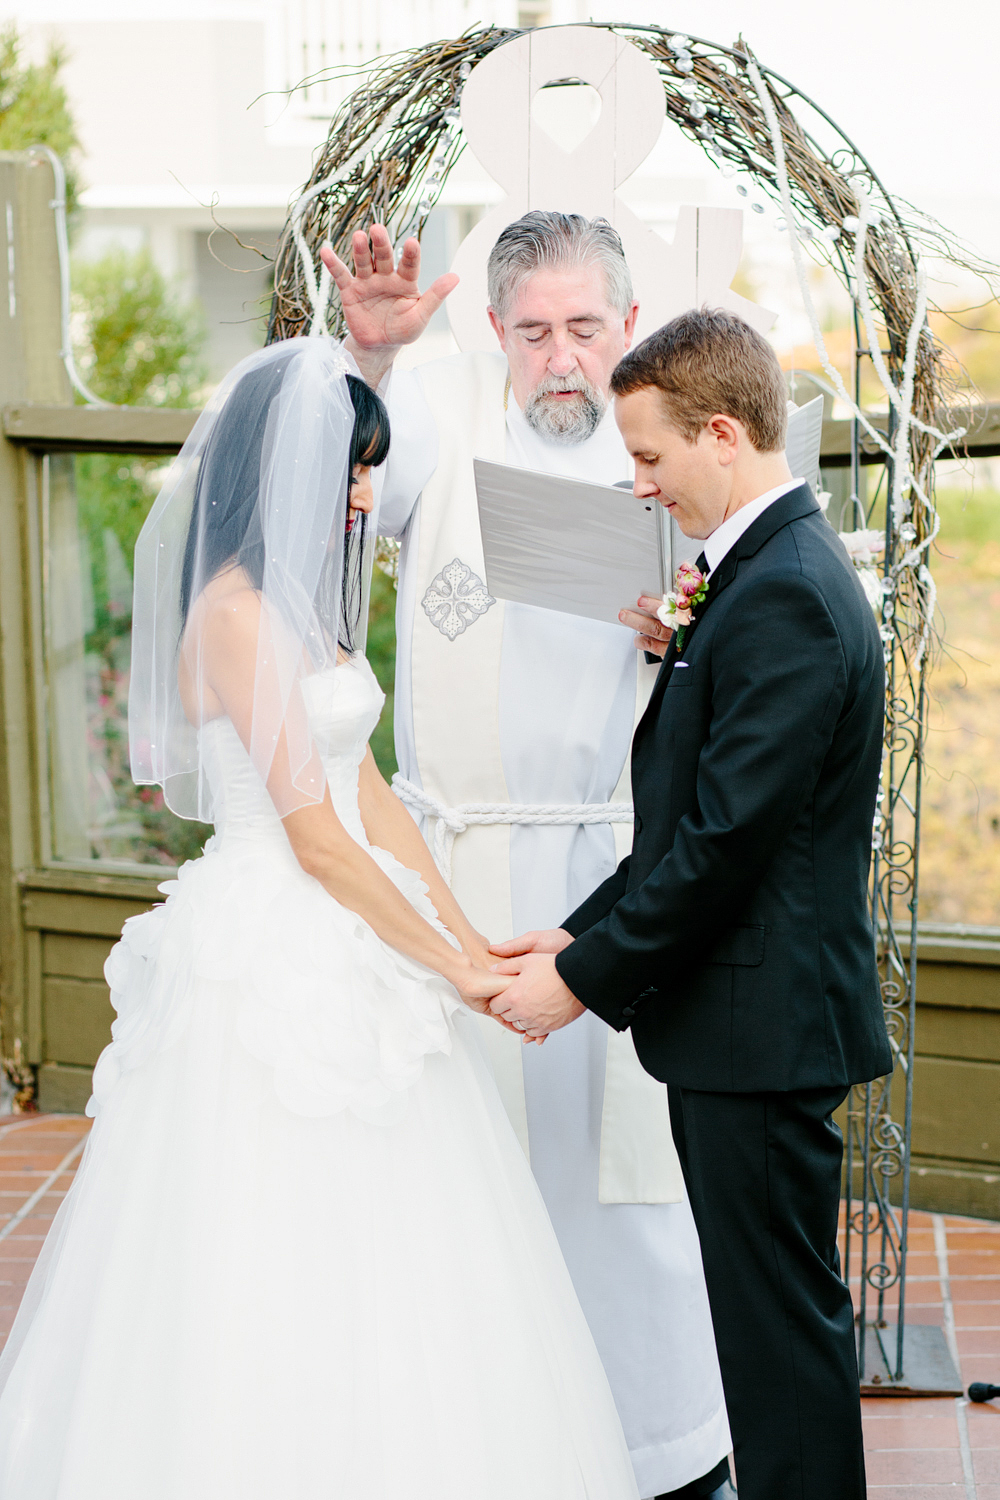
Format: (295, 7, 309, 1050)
(421, 558, 496, 641)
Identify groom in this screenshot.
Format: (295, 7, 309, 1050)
(492, 308, 892, 1500)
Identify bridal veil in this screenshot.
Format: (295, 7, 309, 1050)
(129, 337, 378, 823)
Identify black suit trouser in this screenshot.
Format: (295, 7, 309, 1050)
(667, 1085, 865, 1500)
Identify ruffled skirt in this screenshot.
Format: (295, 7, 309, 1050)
(0, 836, 637, 1499)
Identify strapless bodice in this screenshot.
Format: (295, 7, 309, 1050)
(199, 654, 385, 847)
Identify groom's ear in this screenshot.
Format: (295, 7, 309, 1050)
(705, 413, 742, 466)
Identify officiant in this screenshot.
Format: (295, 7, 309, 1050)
(322, 213, 733, 1500)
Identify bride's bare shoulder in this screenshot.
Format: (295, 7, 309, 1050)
(178, 569, 265, 725)
(183, 567, 262, 658)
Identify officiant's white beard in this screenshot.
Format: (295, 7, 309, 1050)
(523, 372, 607, 445)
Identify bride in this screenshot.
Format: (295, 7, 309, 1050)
(0, 339, 638, 1499)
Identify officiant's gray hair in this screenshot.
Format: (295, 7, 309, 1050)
(487, 211, 633, 321)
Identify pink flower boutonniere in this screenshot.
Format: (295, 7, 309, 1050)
(656, 561, 709, 652)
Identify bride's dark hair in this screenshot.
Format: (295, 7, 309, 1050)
(179, 356, 389, 653)
(340, 374, 390, 652)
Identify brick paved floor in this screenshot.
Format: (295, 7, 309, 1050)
(0, 1113, 90, 1352)
(0, 1114, 998, 1495)
(848, 1208, 1000, 1497)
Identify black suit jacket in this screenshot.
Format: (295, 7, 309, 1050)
(556, 485, 892, 1093)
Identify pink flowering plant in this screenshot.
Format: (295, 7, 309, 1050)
(656, 561, 709, 651)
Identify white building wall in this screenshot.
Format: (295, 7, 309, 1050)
(13, 0, 709, 378)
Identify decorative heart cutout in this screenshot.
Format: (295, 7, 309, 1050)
(530, 80, 602, 155)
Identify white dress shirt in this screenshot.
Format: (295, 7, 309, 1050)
(702, 477, 804, 577)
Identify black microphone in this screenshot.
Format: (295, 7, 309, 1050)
(968, 1382, 1000, 1402)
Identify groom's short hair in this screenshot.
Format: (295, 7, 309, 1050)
(610, 307, 788, 452)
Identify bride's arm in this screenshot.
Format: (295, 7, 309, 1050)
(281, 793, 503, 1006)
(198, 594, 506, 1010)
(356, 748, 493, 968)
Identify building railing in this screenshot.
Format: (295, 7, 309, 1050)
(4, 402, 1000, 1165)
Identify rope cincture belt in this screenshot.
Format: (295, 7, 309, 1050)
(392, 775, 634, 887)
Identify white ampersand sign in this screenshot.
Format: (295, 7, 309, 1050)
(447, 25, 774, 353)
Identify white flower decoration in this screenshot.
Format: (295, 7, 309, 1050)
(839, 529, 886, 566)
(840, 529, 887, 613)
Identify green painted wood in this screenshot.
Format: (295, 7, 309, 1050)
(845, 1153, 1000, 1221)
(912, 926, 1000, 968)
(42, 976, 114, 1067)
(20, 867, 164, 901)
(909, 1158, 1000, 1220)
(22, 888, 154, 937)
(36, 1061, 93, 1114)
(43, 932, 114, 981)
(916, 1005, 1000, 1064)
(3, 403, 199, 454)
(916, 965, 1000, 1012)
(25, 928, 42, 1066)
(0, 154, 73, 1075)
(911, 1055, 1000, 1165)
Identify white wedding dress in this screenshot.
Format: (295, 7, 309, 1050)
(0, 655, 638, 1500)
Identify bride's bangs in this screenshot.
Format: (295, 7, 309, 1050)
(347, 374, 391, 470)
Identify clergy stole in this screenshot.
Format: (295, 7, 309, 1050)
(410, 351, 682, 1204)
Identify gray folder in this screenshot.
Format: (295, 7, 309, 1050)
(474, 458, 668, 627)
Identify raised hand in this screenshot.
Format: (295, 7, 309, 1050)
(320, 224, 458, 383)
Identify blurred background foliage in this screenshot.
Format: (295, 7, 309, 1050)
(922, 481, 1000, 924)
(73, 250, 207, 408)
(767, 252, 1000, 410)
(0, 24, 80, 213)
(367, 568, 399, 780)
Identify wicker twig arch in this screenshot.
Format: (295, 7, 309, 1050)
(269, 23, 992, 1390)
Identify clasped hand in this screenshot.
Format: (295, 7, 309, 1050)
(451, 929, 584, 1042)
(486, 928, 585, 1038)
(448, 941, 546, 1047)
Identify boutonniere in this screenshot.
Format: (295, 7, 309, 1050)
(656, 561, 709, 652)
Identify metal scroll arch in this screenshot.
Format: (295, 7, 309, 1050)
(268, 20, 990, 1394)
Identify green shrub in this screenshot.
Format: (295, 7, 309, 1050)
(0, 26, 80, 213)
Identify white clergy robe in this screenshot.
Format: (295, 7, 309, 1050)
(377, 350, 729, 1498)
